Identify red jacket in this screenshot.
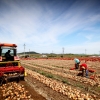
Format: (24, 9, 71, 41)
(80, 63, 88, 70)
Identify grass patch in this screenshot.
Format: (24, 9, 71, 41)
(75, 83, 84, 89)
(93, 86, 100, 92)
(62, 79, 70, 85)
(36, 70, 54, 78)
(46, 74, 54, 78)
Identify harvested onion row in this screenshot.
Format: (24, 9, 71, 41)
(21, 60, 100, 83)
(22, 63, 100, 86)
(22, 61, 79, 75)
(25, 68, 97, 100)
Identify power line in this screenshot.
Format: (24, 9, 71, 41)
(24, 44, 26, 57)
(85, 49, 87, 55)
(62, 47, 64, 56)
(29, 49, 30, 57)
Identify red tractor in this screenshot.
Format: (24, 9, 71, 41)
(0, 43, 25, 85)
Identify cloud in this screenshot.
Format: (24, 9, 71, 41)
(0, 0, 100, 54)
(64, 41, 100, 54)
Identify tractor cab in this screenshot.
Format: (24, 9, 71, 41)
(0, 43, 25, 85)
(0, 43, 19, 62)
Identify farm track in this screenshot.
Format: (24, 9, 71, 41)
(25, 73, 71, 100)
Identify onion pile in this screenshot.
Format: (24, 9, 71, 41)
(0, 82, 33, 100)
(4, 73, 18, 77)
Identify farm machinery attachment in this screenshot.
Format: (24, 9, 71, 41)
(0, 43, 25, 85)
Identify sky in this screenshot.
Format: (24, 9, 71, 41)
(0, 0, 100, 54)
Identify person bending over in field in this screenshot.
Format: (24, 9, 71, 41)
(74, 58, 80, 69)
(79, 63, 88, 77)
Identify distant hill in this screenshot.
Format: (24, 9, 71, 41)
(18, 51, 39, 54)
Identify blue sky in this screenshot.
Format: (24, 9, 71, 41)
(0, 0, 100, 54)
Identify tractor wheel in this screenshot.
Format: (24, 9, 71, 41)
(20, 76, 25, 81)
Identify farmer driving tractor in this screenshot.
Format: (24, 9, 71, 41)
(5, 50, 12, 61)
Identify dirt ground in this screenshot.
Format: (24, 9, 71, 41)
(25, 75, 70, 100)
(19, 80, 47, 100)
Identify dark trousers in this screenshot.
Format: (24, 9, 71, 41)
(82, 69, 88, 77)
(75, 63, 80, 69)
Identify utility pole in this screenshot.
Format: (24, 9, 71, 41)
(99, 51, 100, 55)
(29, 49, 30, 57)
(85, 49, 87, 55)
(52, 50, 53, 57)
(24, 44, 26, 58)
(62, 47, 64, 57)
